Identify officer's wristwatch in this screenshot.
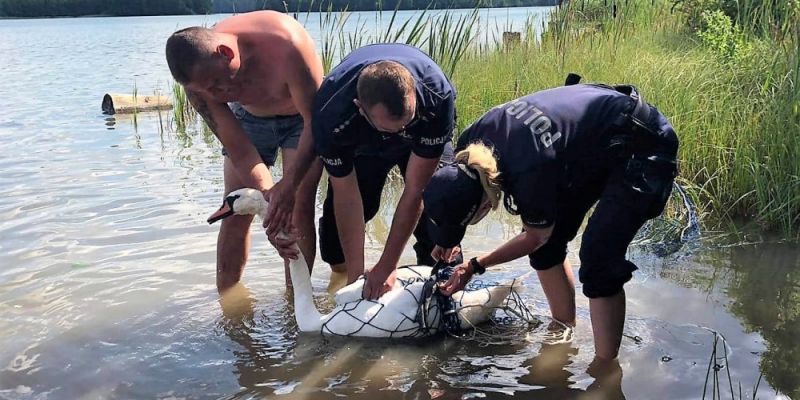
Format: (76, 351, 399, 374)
(468, 257, 486, 275)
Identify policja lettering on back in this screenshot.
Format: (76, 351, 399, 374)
(504, 99, 563, 148)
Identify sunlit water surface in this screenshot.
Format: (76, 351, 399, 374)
(0, 9, 797, 400)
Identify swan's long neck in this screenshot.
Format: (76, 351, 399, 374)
(284, 244, 323, 331)
(254, 196, 323, 332)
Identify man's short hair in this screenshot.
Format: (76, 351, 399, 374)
(165, 27, 216, 84)
(356, 61, 415, 118)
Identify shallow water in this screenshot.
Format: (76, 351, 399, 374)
(0, 10, 798, 400)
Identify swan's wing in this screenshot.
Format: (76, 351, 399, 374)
(333, 277, 365, 305)
(323, 282, 429, 338)
(453, 272, 530, 329)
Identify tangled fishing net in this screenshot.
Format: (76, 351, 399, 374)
(454, 278, 573, 347)
(633, 181, 702, 256)
(319, 264, 573, 346)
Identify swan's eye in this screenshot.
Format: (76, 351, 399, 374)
(225, 194, 241, 211)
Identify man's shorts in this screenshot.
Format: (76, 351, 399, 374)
(221, 102, 303, 166)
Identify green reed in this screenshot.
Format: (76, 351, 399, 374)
(313, 4, 478, 76)
(171, 80, 195, 134)
(702, 330, 765, 399)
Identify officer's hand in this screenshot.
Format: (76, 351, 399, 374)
(431, 245, 461, 263)
(362, 264, 397, 300)
(438, 261, 474, 296)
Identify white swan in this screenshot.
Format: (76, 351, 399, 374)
(208, 188, 526, 338)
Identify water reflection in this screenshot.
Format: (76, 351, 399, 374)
(727, 242, 800, 398)
(585, 359, 625, 399)
(214, 282, 628, 398)
(217, 283, 301, 397)
(525, 343, 580, 395)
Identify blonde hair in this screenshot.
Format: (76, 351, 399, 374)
(455, 143, 502, 210)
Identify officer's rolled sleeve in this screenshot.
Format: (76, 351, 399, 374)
(318, 146, 353, 178)
(312, 110, 355, 178)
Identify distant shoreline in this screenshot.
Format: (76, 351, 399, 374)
(0, 14, 113, 20)
(0, 3, 558, 20)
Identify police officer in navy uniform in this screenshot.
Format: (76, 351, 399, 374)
(423, 77, 679, 361)
(310, 44, 457, 299)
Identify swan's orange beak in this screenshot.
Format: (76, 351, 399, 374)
(207, 202, 234, 224)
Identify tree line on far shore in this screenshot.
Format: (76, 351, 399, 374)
(0, 0, 212, 17)
(0, 0, 557, 18)
(212, 0, 558, 13)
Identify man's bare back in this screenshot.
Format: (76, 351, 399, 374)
(212, 11, 314, 116)
(208, 11, 315, 116)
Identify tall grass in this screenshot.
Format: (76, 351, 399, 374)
(311, 4, 478, 75)
(452, 0, 799, 237)
(171, 81, 195, 134)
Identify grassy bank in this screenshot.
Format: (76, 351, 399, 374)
(451, 0, 799, 237)
(170, 0, 799, 237)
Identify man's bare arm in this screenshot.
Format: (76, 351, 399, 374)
(186, 90, 272, 192)
(263, 33, 324, 235)
(283, 33, 324, 187)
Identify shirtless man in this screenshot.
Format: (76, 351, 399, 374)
(165, 11, 323, 292)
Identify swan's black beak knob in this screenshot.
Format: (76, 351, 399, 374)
(207, 195, 239, 224)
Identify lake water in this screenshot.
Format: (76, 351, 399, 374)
(0, 8, 798, 400)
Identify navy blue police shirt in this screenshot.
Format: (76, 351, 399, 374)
(456, 84, 638, 228)
(312, 44, 456, 178)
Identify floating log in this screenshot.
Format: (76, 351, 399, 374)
(102, 93, 172, 115)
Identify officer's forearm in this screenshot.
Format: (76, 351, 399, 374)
(478, 230, 546, 270)
(333, 187, 366, 283)
(377, 188, 423, 269)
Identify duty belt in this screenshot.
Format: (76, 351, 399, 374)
(564, 74, 676, 168)
(611, 84, 656, 136)
(564, 73, 658, 135)
(564, 72, 658, 137)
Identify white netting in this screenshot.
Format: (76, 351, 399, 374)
(319, 265, 554, 345)
(451, 278, 572, 346)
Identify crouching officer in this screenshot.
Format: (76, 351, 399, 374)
(313, 44, 458, 298)
(423, 76, 679, 361)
